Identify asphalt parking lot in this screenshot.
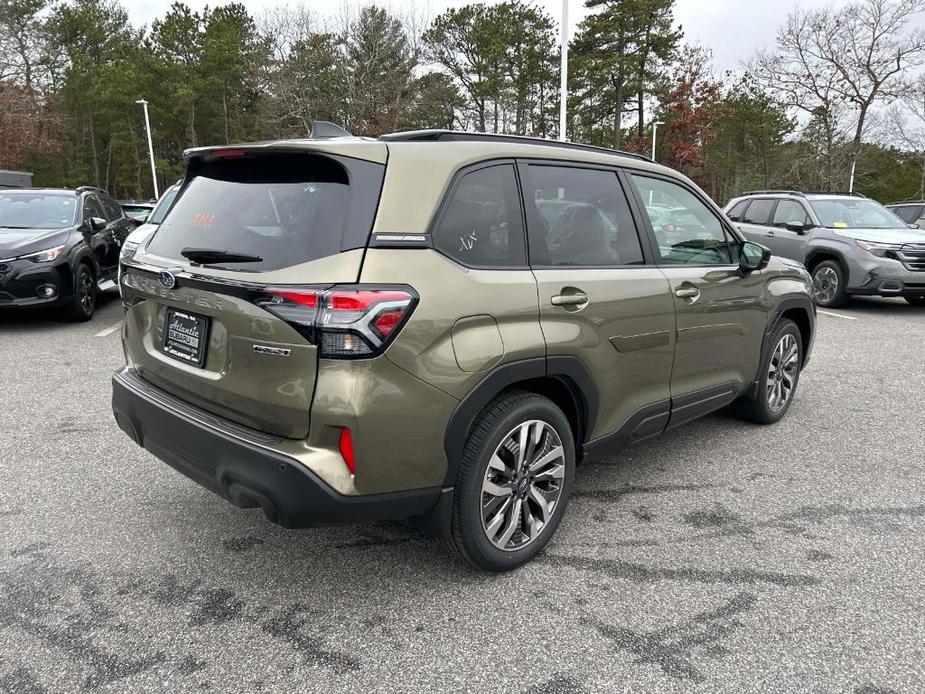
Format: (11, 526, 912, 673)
(1, 293, 923, 693)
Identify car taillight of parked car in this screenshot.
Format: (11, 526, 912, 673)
(254, 286, 417, 358)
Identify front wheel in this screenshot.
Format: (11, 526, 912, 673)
(448, 391, 575, 572)
(905, 296, 925, 307)
(732, 318, 803, 425)
(65, 264, 96, 322)
(811, 260, 848, 308)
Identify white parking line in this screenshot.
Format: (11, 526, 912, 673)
(816, 309, 858, 320)
(95, 321, 123, 337)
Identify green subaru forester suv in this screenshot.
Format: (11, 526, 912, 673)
(112, 128, 815, 571)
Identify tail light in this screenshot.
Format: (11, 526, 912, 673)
(255, 285, 417, 358)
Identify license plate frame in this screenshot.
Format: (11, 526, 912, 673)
(162, 307, 210, 368)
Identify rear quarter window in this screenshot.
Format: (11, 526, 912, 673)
(146, 151, 384, 271)
(742, 198, 775, 225)
(726, 199, 748, 221)
(431, 163, 526, 268)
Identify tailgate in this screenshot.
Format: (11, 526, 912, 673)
(118, 146, 385, 439)
(120, 256, 360, 439)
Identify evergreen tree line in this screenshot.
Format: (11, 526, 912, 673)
(1, 0, 924, 202)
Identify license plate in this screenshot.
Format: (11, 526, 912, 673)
(162, 308, 210, 367)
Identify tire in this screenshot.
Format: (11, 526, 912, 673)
(447, 390, 575, 572)
(65, 263, 97, 322)
(732, 318, 802, 425)
(810, 259, 848, 308)
(905, 296, 925, 307)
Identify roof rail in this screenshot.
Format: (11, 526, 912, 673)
(886, 199, 925, 205)
(741, 189, 806, 197)
(802, 190, 866, 198)
(76, 185, 106, 194)
(379, 129, 653, 162)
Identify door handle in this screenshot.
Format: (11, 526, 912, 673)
(551, 292, 588, 307)
(765, 230, 776, 237)
(674, 287, 700, 300)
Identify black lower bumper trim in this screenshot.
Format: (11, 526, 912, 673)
(850, 282, 925, 297)
(112, 369, 441, 528)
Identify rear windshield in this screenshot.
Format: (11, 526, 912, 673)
(146, 152, 381, 271)
(0, 192, 77, 229)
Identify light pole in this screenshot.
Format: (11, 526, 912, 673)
(559, 0, 568, 141)
(650, 120, 664, 161)
(135, 99, 159, 198)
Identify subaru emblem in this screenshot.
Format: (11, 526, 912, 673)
(158, 270, 176, 289)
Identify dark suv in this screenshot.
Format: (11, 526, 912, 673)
(0, 186, 133, 320)
(112, 130, 815, 571)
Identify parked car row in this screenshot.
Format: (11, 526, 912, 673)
(0, 185, 183, 320)
(5, 129, 922, 571)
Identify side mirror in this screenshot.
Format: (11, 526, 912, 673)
(784, 221, 809, 234)
(89, 216, 107, 232)
(739, 241, 771, 273)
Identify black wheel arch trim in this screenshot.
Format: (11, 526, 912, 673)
(746, 295, 815, 398)
(442, 356, 598, 486)
(805, 248, 849, 273)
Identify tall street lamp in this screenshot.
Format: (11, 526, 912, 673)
(651, 120, 664, 161)
(559, 0, 568, 141)
(135, 99, 159, 198)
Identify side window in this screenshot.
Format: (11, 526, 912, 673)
(772, 200, 810, 228)
(727, 199, 749, 221)
(524, 165, 644, 266)
(101, 196, 123, 222)
(742, 198, 775, 225)
(83, 196, 105, 222)
(431, 164, 526, 267)
(630, 174, 735, 265)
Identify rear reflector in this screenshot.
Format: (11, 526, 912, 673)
(338, 427, 356, 475)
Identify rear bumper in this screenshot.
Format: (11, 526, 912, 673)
(111, 368, 441, 528)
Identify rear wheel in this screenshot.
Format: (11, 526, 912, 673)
(448, 391, 575, 572)
(811, 260, 848, 308)
(65, 263, 96, 322)
(905, 296, 925, 307)
(732, 318, 802, 425)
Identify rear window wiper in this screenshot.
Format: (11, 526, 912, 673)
(180, 247, 263, 265)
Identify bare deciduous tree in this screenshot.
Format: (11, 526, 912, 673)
(755, 0, 925, 191)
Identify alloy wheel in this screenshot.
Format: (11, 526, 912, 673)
(480, 420, 565, 551)
(79, 269, 95, 314)
(767, 333, 799, 413)
(812, 266, 838, 305)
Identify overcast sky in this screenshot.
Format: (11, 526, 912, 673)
(122, 0, 918, 75)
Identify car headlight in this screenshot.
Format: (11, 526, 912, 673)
(19, 245, 65, 262)
(855, 240, 902, 258)
(120, 241, 140, 260)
